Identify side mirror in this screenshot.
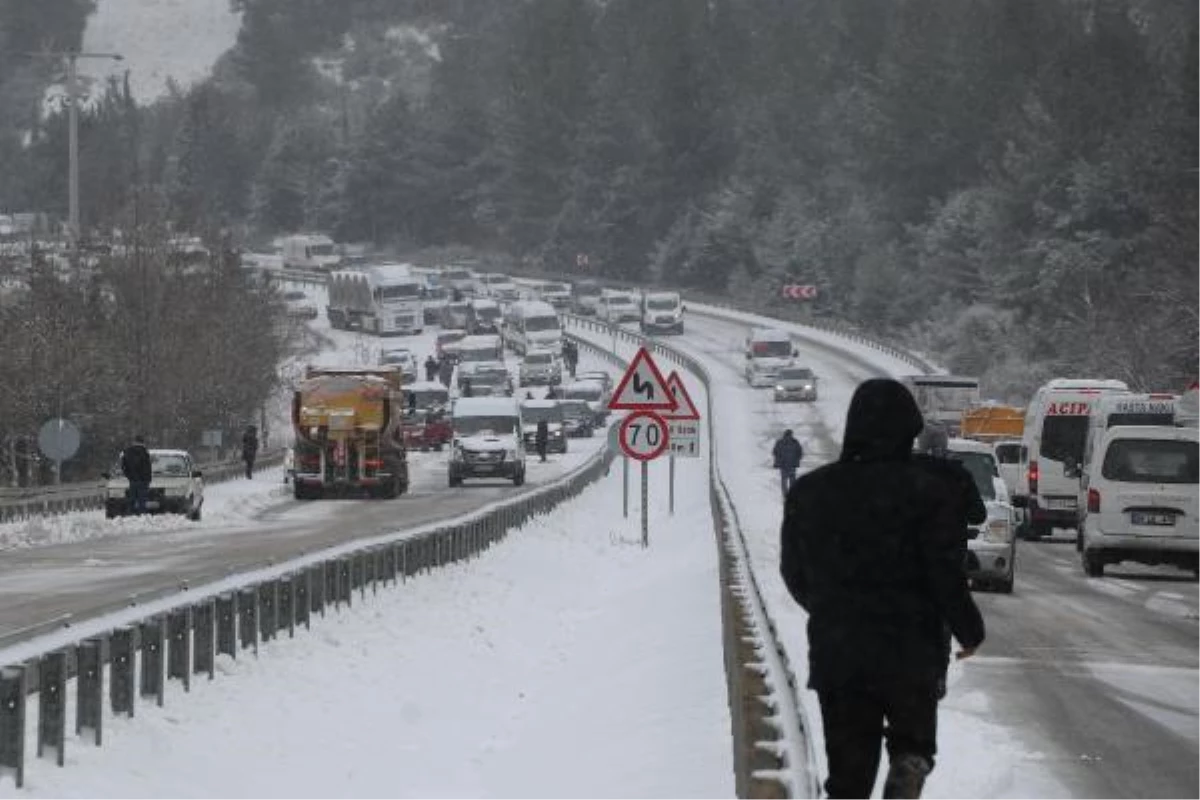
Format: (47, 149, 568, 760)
(100, 471, 110, 480)
(792, 348, 800, 358)
(192, 470, 203, 479)
(681, 304, 687, 313)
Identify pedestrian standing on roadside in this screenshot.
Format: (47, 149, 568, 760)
(120, 434, 153, 514)
(535, 419, 549, 462)
(779, 379, 985, 799)
(241, 425, 259, 479)
(772, 429, 804, 498)
(424, 355, 439, 383)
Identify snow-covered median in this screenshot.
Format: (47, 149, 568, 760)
(4, 428, 733, 798)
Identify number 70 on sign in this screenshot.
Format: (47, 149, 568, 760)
(618, 411, 670, 461)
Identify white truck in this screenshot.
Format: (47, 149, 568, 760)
(744, 328, 796, 387)
(326, 263, 425, 335)
(281, 234, 342, 271)
(639, 291, 684, 335)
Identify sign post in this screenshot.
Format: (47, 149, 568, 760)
(660, 372, 703, 515)
(608, 347, 677, 547)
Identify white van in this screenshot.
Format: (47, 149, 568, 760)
(1077, 425, 1198, 577)
(1017, 378, 1129, 538)
(744, 328, 796, 387)
(448, 397, 526, 486)
(597, 290, 639, 324)
(640, 291, 684, 335)
(1076, 393, 1177, 517)
(504, 300, 561, 355)
(281, 234, 342, 271)
(474, 272, 519, 303)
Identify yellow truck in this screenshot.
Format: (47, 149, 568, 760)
(960, 404, 1025, 442)
(291, 365, 409, 499)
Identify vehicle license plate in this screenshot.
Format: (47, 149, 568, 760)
(1045, 497, 1076, 510)
(1131, 511, 1174, 526)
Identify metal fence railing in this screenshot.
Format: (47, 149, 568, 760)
(0, 342, 626, 790)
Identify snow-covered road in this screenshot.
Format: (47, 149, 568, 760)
(673, 309, 1199, 798)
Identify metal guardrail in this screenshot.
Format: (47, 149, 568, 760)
(564, 313, 819, 798)
(0, 451, 287, 525)
(0, 341, 625, 790)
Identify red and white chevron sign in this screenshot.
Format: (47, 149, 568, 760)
(780, 284, 818, 300)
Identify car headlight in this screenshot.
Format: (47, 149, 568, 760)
(775, 385, 785, 392)
(506, 449, 518, 461)
(984, 519, 1012, 543)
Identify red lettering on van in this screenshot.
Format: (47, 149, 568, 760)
(1046, 401, 1089, 415)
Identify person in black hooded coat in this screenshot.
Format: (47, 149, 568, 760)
(779, 378, 985, 799)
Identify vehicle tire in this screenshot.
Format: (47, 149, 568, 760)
(448, 472, 462, 488)
(1027, 521, 1051, 540)
(995, 573, 1014, 594)
(1082, 549, 1105, 578)
(512, 468, 525, 487)
(105, 502, 119, 519)
(434, 442, 444, 452)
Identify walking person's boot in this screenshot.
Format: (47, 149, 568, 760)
(883, 753, 931, 799)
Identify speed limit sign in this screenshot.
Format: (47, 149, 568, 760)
(618, 411, 670, 461)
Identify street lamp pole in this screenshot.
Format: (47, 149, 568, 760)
(23, 50, 124, 259)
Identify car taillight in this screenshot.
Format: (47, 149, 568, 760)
(1028, 461, 1039, 495)
(1087, 488, 1100, 513)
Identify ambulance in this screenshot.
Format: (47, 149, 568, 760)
(1017, 378, 1129, 539)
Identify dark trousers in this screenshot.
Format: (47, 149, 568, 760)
(536, 442, 547, 462)
(779, 468, 797, 497)
(817, 680, 938, 799)
(244, 456, 255, 478)
(127, 480, 150, 514)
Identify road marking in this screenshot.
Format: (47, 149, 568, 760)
(969, 655, 1198, 678)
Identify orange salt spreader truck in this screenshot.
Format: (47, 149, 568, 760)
(291, 365, 409, 499)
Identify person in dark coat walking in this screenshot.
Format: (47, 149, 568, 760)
(241, 425, 259, 479)
(535, 419, 549, 462)
(424, 355, 439, 383)
(779, 378, 985, 799)
(562, 340, 579, 378)
(772, 429, 804, 497)
(461, 378, 473, 398)
(438, 358, 454, 388)
(120, 435, 153, 514)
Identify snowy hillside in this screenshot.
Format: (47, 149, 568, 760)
(81, 0, 241, 102)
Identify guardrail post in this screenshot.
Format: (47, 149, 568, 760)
(295, 571, 311, 630)
(399, 541, 412, 579)
(384, 544, 397, 584)
(338, 558, 353, 607)
(110, 627, 135, 717)
(258, 581, 278, 642)
(216, 594, 237, 661)
(237, 588, 258, 654)
(167, 610, 191, 692)
(193, 601, 215, 679)
(309, 564, 325, 619)
(0, 665, 26, 788)
(140, 617, 165, 707)
(366, 550, 378, 596)
(326, 561, 340, 610)
(279, 576, 296, 638)
(76, 638, 103, 745)
(36, 651, 66, 766)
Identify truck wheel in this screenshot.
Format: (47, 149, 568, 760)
(105, 502, 120, 519)
(1082, 550, 1105, 578)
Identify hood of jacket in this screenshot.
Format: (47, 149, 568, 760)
(840, 378, 924, 463)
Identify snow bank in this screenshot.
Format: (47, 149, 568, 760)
(3, 417, 732, 798)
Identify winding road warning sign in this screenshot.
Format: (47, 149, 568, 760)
(608, 347, 677, 412)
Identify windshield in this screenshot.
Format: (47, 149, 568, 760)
(475, 306, 501, 320)
(455, 415, 517, 437)
(525, 315, 560, 332)
(459, 347, 500, 362)
(1102, 439, 1198, 484)
(525, 353, 553, 365)
(1107, 412, 1175, 427)
(379, 284, 421, 300)
(994, 444, 1023, 464)
(381, 351, 411, 364)
(310, 244, 336, 256)
(151, 454, 190, 477)
(751, 340, 792, 358)
(576, 285, 602, 298)
(522, 405, 564, 423)
(410, 389, 448, 408)
(423, 286, 448, 300)
(948, 452, 998, 500)
(1040, 416, 1089, 463)
(443, 269, 472, 281)
(283, 291, 308, 301)
(779, 368, 814, 380)
(559, 401, 590, 418)
(647, 298, 678, 310)
(907, 381, 980, 416)
(542, 283, 568, 293)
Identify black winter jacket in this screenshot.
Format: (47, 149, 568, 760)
(120, 443, 152, 483)
(773, 435, 804, 471)
(779, 379, 985, 691)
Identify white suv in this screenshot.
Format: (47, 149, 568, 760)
(1078, 425, 1198, 577)
(947, 438, 1018, 593)
(104, 449, 205, 520)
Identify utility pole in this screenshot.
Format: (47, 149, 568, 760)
(22, 50, 124, 262)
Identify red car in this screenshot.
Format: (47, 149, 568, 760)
(401, 382, 453, 450)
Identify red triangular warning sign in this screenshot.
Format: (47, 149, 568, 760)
(608, 346, 677, 411)
(662, 372, 701, 420)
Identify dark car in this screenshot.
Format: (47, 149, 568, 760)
(520, 400, 569, 454)
(558, 399, 595, 438)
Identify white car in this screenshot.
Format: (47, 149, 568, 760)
(1078, 425, 1198, 578)
(104, 449, 205, 520)
(282, 290, 318, 320)
(380, 348, 418, 383)
(947, 438, 1017, 593)
(518, 350, 563, 387)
